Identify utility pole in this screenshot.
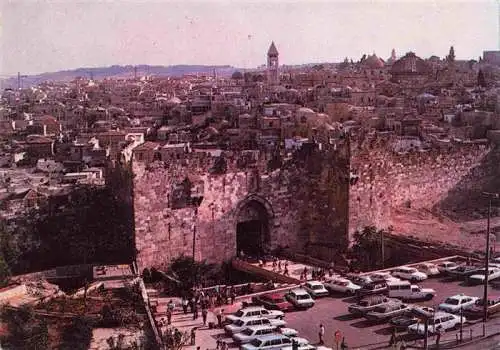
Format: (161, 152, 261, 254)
(482, 192, 498, 334)
(381, 229, 385, 269)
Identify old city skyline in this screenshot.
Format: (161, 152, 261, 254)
(1, 0, 499, 76)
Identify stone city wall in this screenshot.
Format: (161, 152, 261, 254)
(133, 144, 351, 270)
(348, 138, 492, 237)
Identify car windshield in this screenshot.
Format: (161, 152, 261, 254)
(235, 320, 245, 326)
(312, 285, 323, 290)
(242, 328, 253, 336)
(444, 298, 460, 305)
(339, 281, 349, 286)
(234, 311, 245, 317)
(373, 306, 386, 313)
(272, 296, 285, 303)
(250, 339, 262, 347)
(297, 294, 311, 300)
(358, 300, 370, 307)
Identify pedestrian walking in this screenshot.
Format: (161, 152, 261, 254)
(217, 308, 224, 328)
(166, 309, 172, 325)
(318, 324, 325, 345)
(230, 288, 236, 305)
(193, 303, 199, 320)
(190, 327, 196, 346)
(182, 297, 188, 314)
(389, 327, 396, 346)
(202, 308, 208, 326)
(340, 337, 348, 350)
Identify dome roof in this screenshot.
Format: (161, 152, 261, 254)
(363, 54, 385, 69)
(391, 52, 431, 75)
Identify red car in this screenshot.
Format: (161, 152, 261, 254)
(251, 293, 295, 312)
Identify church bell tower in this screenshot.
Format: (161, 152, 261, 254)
(267, 41, 279, 85)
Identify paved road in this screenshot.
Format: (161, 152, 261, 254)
(283, 276, 500, 349)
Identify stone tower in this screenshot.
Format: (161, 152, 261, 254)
(267, 41, 279, 85)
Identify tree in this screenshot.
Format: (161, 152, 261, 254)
(0, 254, 11, 288)
(231, 71, 243, 81)
(350, 226, 388, 271)
(162, 256, 219, 294)
(0, 305, 49, 350)
(60, 316, 94, 350)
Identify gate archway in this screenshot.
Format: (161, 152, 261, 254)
(235, 195, 274, 257)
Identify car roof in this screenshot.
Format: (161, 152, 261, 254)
(266, 293, 286, 299)
(291, 288, 310, 294)
(245, 325, 276, 331)
(434, 311, 456, 318)
(331, 277, 350, 282)
(241, 306, 265, 311)
(254, 334, 289, 341)
(306, 281, 323, 286)
(447, 294, 475, 299)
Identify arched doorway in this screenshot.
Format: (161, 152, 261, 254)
(235, 197, 273, 257)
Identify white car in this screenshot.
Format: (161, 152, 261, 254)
(224, 317, 286, 335)
(436, 261, 460, 274)
(416, 263, 440, 277)
(438, 294, 479, 313)
(278, 327, 299, 337)
(226, 306, 285, 323)
(392, 267, 428, 281)
(285, 288, 315, 309)
(232, 325, 276, 344)
(468, 268, 500, 284)
(408, 311, 466, 335)
(387, 280, 436, 300)
(325, 278, 361, 295)
(370, 272, 400, 283)
(241, 334, 292, 350)
(303, 281, 329, 298)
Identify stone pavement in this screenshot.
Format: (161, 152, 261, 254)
(246, 258, 338, 282)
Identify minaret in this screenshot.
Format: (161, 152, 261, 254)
(267, 41, 279, 85)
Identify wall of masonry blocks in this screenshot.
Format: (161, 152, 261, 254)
(132, 153, 308, 270)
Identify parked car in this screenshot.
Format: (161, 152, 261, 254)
(438, 294, 479, 313)
(277, 327, 299, 337)
(392, 267, 428, 281)
(226, 306, 285, 324)
(365, 302, 411, 322)
(325, 277, 361, 295)
(436, 261, 460, 274)
(357, 282, 388, 297)
(251, 293, 295, 312)
(447, 265, 483, 280)
(416, 263, 440, 277)
(463, 296, 500, 319)
(347, 295, 397, 315)
(285, 288, 315, 309)
(386, 280, 436, 301)
(408, 312, 465, 335)
(467, 268, 500, 285)
(225, 317, 286, 336)
(303, 281, 329, 298)
(347, 274, 373, 287)
(241, 334, 292, 350)
(232, 325, 277, 344)
(370, 272, 400, 283)
(389, 315, 420, 330)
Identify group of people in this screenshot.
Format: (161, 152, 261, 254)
(318, 324, 348, 349)
(299, 266, 335, 281)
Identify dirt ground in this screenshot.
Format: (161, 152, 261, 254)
(390, 207, 500, 253)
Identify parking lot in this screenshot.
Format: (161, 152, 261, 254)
(282, 276, 500, 349)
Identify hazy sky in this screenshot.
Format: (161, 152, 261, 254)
(1, 0, 499, 76)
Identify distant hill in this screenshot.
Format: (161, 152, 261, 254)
(0, 64, 239, 90)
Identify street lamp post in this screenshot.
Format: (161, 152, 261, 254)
(482, 192, 498, 334)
